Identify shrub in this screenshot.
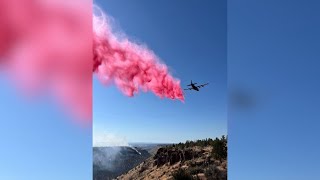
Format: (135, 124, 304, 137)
(172, 168, 194, 180)
(189, 166, 204, 175)
(212, 136, 227, 161)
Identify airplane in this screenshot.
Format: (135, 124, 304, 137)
(184, 80, 209, 91)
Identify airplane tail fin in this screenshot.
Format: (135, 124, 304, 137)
(192, 80, 198, 85)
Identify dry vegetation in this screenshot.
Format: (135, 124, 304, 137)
(117, 136, 227, 180)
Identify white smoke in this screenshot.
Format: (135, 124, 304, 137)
(130, 146, 141, 155)
(93, 132, 128, 147)
(93, 131, 141, 155)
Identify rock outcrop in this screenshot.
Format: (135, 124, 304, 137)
(117, 146, 227, 180)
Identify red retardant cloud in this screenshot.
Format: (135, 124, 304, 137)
(0, 1, 184, 124)
(0, 0, 92, 124)
(93, 10, 184, 101)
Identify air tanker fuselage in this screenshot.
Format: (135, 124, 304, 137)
(191, 84, 199, 91)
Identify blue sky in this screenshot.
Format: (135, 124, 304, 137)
(228, 0, 320, 179)
(93, 0, 227, 144)
(0, 74, 92, 179)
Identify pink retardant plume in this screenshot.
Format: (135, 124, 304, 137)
(93, 10, 185, 101)
(0, 0, 92, 125)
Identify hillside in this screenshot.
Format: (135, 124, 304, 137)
(93, 146, 152, 180)
(117, 137, 227, 180)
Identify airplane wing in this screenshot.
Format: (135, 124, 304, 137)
(184, 88, 193, 90)
(197, 83, 209, 88)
